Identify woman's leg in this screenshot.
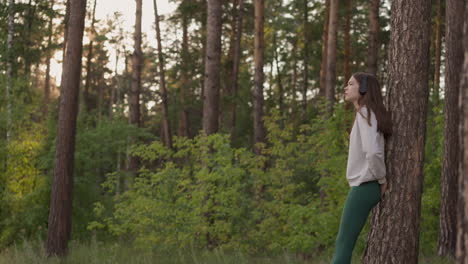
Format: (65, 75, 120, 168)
(331, 181, 381, 264)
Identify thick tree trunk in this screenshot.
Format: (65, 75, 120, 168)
(83, 0, 97, 113)
(366, 0, 380, 75)
(202, 0, 222, 135)
(343, 0, 351, 82)
(362, 0, 432, 263)
(178, 0, 189, 138)
(129, 0, 143, 171)
(325, 0, 338, 113)
(228, 0, 244, 142)
(433, 0, 443, 102)
(253, 0, 266, 154)
(438, 0, 464, 258)
(456, 4, 468, 263)
(46, 0, 87, 257)
(153, 0, 172, 148)
(319, 0, 330, 98)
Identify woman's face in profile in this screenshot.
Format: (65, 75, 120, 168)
(344, 76, 361, 103)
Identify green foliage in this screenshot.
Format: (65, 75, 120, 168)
(0, 124, 49, 247)
(420, 100, 444, 255)
(90, 101, 354, 255)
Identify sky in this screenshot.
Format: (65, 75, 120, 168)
(50, 0, 177, 84)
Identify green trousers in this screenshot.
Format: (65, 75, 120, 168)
(331, 180, 381, 264)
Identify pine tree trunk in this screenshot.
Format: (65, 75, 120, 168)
(273, 30, 284, 114)
(46, 0, 87, 257)
(302, 0, 309, 115)
(319, 0, 329, 98)
(229, 0, 244, 142)
(178, 1, 189, 138)
(153, 0, 172, 148)
(433, 0, 443, 102)
(202, 0, 222, 135)
(325, 0, 338, 113)
(44, 0, 55, 114)
(83, 0, 97, 112)
(366, 0, 380, 75)
(253, 0, 266, 154)
(438, 0, 464, 258)
(5, 0, 14, 147)
(129, 0, 143, 171)
(343, 0, 351, 82)
(362, 0, 431, 263)
(456, 5, 468, 263)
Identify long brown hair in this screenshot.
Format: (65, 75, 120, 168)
(352, 72, 392, 139)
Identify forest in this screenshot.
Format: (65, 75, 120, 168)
(0, 0, 467, 263)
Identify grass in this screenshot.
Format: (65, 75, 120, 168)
(0, 239, 455, 264)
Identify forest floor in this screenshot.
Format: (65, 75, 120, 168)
(0, 239, 455, 264)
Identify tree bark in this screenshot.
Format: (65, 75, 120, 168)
(178, 0, 189, 138)
(362, 0, 432, 263)
(366, 0, 380, 75)
(129, 0, 143, 171)
(5, 0, 14, 147)
(438, 0, 464, 258)
(83, 0, 97, 112)
(202, 0, 222, 135)
(302, 0, 309, 115)
(228, 0, 244, 142)
(343, 0, 351, 82)
(44, 0, 56, 114)
(46, 0, 87, 257)
(456, 4, 468, 263)
(153, 0, 172, 148)
(325, 0, 338, 114)
(433, 0, 443, 102)
(319, 0, 330, 98)
(253, 0, 266, 154)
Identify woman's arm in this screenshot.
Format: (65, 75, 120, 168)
(356, 108, 387, 184)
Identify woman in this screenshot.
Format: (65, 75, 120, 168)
(331, 72, 392, 263)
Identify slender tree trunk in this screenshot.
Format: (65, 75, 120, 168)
(273, 32, 284, 114)
(153, 0, 172, 148)
(83, 0, 97, 112)
(319, 0, 329, 98)
(366, 0, 380, 75)
(109, 50, 119, 120)
(202, 0, 222, 135)
(24, 0, 36, 77)
(129, 0, 143, 171)
(292, 36, 298, 104)
(456, 5, 468, 263)
(5, 0, 14, 148)
(433, 0, 443, 102)
(63, 0, 71, 56)
(343, 0, 351, 82)
(44, 0, 56, 114)
(302, 0, 309, 115)
(178, 0, 189, 138)
(362, 0, 432, 263)
(229, 0, 244, 142)
(438, 0, 464, 258)
(253, 0, 266, 154)
(325, 0, 338, 113)
(46, 0, 87, 257)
